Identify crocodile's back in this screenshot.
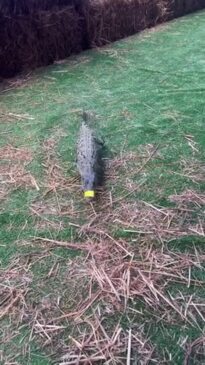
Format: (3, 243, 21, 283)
(77, 122, 97, 178)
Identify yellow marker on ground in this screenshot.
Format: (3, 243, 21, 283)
(84, 190, 95, 198)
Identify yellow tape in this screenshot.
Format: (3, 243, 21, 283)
(84, 190, 95, 198)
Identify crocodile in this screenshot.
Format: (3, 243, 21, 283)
(77, 112, 104, 199)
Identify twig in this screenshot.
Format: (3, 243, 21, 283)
(32, 237, 90, 251)
(126, 329, 132, 365)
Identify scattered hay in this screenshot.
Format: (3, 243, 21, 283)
(175, 158, 205, 183)
(30, 196, 82, 220)
(35, 220, 64, 231)
(9, 237, 205, 363)
(184, 336, 205, 365)
(31, 236, 205, 323)
(29, 133, 86, 229)
(0, 164, 38, 191)
(31, 200, 60, 216)
(31, 200, 66, 230)
(0, 73, 33, 93)
(1, 128, 204, 358)
(184, 134, 199, 155)
(29, 134, 81, 224)
(0, 257, 32, 321)
(0, 144, 32, 162)
(59, 323, 156, 365)
(106, 144, 159, 190)
(0, 144, 38, 200)
(61, 240, 205, 322)
(43, 135, 78, 193)
(111, 201, 191, 240)
(79, 195, 204, 243)
(169, 189, 205, 207)
(1, 136, 205, 363)
(0, 186, 8, 201)
(34, 131, 68, 195)
(0, 109, 34, 122)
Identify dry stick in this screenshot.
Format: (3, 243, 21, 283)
(29, 310, 39, 342)
(3, 112, 34, 120)
(59, 356, 106, 365)
(101, 267, 121, 301)
(126, 329, 132, 365)
(29, 174, 40, 191)
(33, 237, 90, 251)
(141, 200, 169, 216)
(192, 303, 205, 323)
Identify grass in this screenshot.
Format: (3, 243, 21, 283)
(1, 9, 205, 364)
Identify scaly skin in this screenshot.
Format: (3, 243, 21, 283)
(77, 122, 97, 195)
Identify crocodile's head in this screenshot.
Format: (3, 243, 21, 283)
(82, 173, 95, 200)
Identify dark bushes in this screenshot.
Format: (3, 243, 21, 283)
(0, 0, 205, 78)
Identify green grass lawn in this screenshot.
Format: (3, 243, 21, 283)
(0, 10, 205, 364)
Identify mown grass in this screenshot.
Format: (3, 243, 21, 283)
(0, 10, 205, 364)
